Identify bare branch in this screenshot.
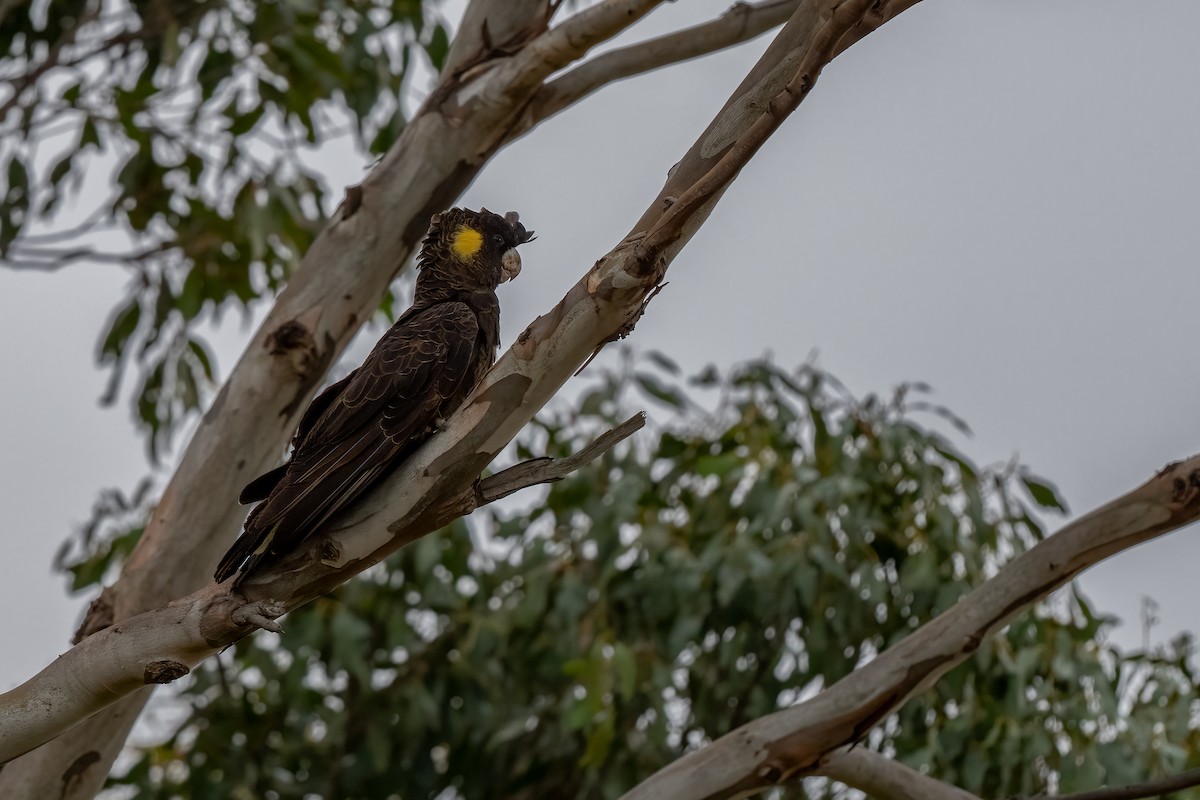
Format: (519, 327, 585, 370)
(819, 747, 982, 800)
(524, 0, 801, 130)
(8, 207, 115, 246)
(1036, 767, 1200, 800)
(2, 243, 167, 269)
(477, 412, 646, 503)
(477, 0, 668, 99)
(441, 0, 558, 78)
(0, 583, 227, 763)
(0, 259, 80, 272)
(622, 458, 1200, 799)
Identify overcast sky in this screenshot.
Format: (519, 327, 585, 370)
(2, 0, 1198, 731)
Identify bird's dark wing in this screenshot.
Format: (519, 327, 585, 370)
(293, 367, 361, 448)
(215, 302, 482, 584)
(238, 368, 362, 505)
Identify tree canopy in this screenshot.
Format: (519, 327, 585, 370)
(2, 0, 440, 457)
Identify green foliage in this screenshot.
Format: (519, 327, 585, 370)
(55, 479, 155, 593)
(1, 0, 443, 457)
(59, 354, 1199, 798)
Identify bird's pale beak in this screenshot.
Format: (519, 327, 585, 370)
(500, 248, 522, 282)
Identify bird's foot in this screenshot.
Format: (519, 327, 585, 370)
(232, 599, 288, 634)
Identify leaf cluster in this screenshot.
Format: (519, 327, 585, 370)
(1, 0, 445, 458)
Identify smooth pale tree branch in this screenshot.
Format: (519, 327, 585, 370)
(478, 412, 646, 503)
(626, 0, 921, 235)
(0, 1, 911, 783)
(818, 747, 982, 800)
(622, 458, 1200, 800)
(0, 583, 228, 764)
(815, 748, 1200, 800)
(441, 0, 558, 78)
(1037, 767, 1200, 800)
(522, 0, 802, 131)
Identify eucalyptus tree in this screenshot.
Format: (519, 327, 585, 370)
(2, 2, 1198, 799)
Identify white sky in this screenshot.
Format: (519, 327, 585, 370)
(2, 0, 1198, 728)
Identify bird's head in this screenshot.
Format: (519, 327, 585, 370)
(417, 207, 535, 295)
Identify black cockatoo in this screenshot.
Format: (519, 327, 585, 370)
(214, 208, 534, 586)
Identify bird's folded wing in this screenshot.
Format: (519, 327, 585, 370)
(237, 303, 482, 563)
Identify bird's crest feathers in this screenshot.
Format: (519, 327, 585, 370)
(418, 207, 535, 279)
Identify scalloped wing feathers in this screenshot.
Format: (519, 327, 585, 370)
(215, 302, 492, 585)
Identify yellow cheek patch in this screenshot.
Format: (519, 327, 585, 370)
(451, 226, 483, 260)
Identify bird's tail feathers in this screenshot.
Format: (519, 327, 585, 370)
(239, 464, 289, 504)
(214, 523, 280, 587)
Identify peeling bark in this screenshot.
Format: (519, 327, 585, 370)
(141, 661, 189, 685)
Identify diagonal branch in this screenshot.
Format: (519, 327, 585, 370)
(3, 243, 167, 267)
(818, 744, 1200, 800)
(521, 0, 801, 131)
(621, 458, 1200, 800)
(477, 412, 646, 503)
(440, 0, 558, 78)
(819, 747, 982, 800)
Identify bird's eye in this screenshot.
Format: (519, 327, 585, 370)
(493, 234, 505, 245)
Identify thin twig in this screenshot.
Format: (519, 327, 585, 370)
(522, 0, 799, 132)
(0, 6, 117, 122)
(12, 207, 115, 245)
(477, 412, 646, 503)
(6, 243, 169, 266)
(819, 747, 982, 800)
